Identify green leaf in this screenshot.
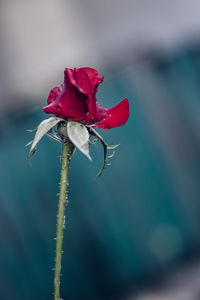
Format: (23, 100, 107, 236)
(67, 121, 91, 161)
(29, 117, 64, 160)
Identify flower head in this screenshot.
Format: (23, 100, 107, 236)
(43, 67, 129, 129)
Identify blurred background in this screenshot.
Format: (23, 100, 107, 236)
(0, 0, 200, 299)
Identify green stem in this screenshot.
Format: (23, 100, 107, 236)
(54, 141, 74, 300)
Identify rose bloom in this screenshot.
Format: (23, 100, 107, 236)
(43, 67, 129, 129)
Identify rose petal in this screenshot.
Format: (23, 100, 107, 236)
(43, 67, 129, 129)
(64, 68, 100, 122)
(95, 98, 129, 129)
(47, 85, 64, 105)
(80, 67, 104, 93)
(65, 68, 92, 98)
(43, 80, 88, 121)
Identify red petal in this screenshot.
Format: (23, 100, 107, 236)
(43, 78, 88, 120)
(43, 67, 129, 129)
(64, 68, 100, 121)
(65, 68, 92, 97)
(95, 98, 129, 129)
(79, 67, 104, 92)
(47, 85, 63, 105)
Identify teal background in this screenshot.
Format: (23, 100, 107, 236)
(0, 47, 200, 300)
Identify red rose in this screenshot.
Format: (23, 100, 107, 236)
(43, 67, 129, 129)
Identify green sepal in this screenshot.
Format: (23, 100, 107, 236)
(88, 127, 119, 177)
(28, 117, 64, 161)
(67, 121, 92, 161)
(46, 128, 62, 143)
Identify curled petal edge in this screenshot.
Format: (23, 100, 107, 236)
(95, 98, 129, 129)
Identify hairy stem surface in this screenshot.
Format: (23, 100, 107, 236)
(54, 141, 74, 300)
